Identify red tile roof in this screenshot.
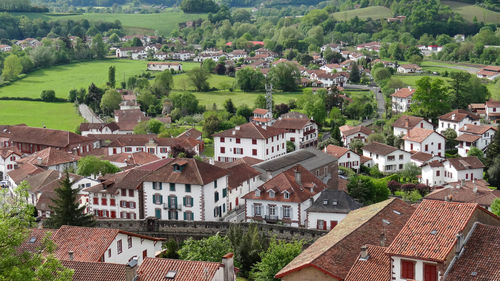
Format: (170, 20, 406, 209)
(339, 125, 372, 137)
(459, 124, 496, 135)
(253, 108, 268, 115)
(410, 152, 434, 162)
(325, 145, 350, 158)
(276, 198, 414, 280)
(137, 258, 222, 281)
(272, 118, 311, 130)
(385, 200, 498, 262)
(362, 142, 399, 156)
(61, 260, 128, 281)
(425, 180, 498, 207)
(446, 156, 484, 170)
(402, 128, 438, 143)
(8, 163, 45, 184)
(17, 147, 80, 167)
(102, 152, 159, 166)
(177, 128, 202, 140)
(439, 109, 480, 122)
(391, 87, 415, 98)
(79, 122, 120, 132)
(223, 163, 260, 190)
(445, 223, 500, 281)
(18, 229, 57, 253)
(393, 115, 427, 129)
(0, 147, 21, 159)
(212, 122, 285, 139)
(4, 125, 93, 148)
(344, 245, 390, 281)
(243, 165, 326, 203)
(486, 99, 500, 107)
(455, 133, 480, 142)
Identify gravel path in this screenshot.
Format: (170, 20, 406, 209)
(78, 104, 103, 123)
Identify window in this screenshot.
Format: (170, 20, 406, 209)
(283, 206, 290, 218)
(220, 147, 225, 153)
(424, 264, 437, 281)
(170, 183, 175, 191)
(236, 138, 240, 144)
(269, 190, 275, 198)
(214, 192, 219, 202)
(220, 137, 225, 143)
(153, 194, 163, 205)
(425, 144, 429, 151)
(269, 205, 276, 216)
(117, 240, 122, 254)
(183, 196, 193, 207)
(93, 197, 99, 205)
(152, 182, 162, 190)
(347, 152, 350, 158)
(438, 143, 442, 150)
(222, 188, 227, 198)
(168, 196, 177, 209)
(108, 249, 111, 258)
(284, 192, 290, 199)
(128, 190, 134, 197)
(410, 143, 414, 150)
(254, 204, 262, 216)
(121, 189, 127, 196)
(185, 184, 191, 192)
(401, 260, 415, 279)
(111, 211, 116, 218)
(160, 148, 168, 153)
(101, 198, 107, 205)
(399, 154, 404, 160)
(436, 170, 440, 176)
(184, 211, 194, 221)
(252, 149, 257, 156)
(214, 180, 217, 188)
(125, 147, 132, 152)
(252, 139, 257, 145)
(143, 250, 147, 259)
(330, 221, 338, 229)
(317, 220, 326, 230)
(127, 236, 132, 249)
(155, 208, 161, 219)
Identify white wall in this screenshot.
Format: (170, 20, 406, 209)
(246, 198, 300, 227)
(392, 97, 412, 113)
(391, 256, 441, 281)
(404, 133, 445, 157)
(438, 118, 479, 134)
(227, 176, 263, 212)
(306, 212, 347, 230)
(362, 150, 411, 173)
(214, 133, 287, 162)
(0, 153, 20, 180)
(337, 152, 360, 170)
(104, 233, 162, 265)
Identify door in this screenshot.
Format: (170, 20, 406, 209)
(155, 209, 161, 219)
(424, 264, 437, 281)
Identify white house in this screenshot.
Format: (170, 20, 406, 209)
(0, 147, 21, 181)
(324, 145, 360, 170)
(79, 122, 121, 136)
(213, 122, 287, 163)
(244, 165, 326, 227)
(397, 64, 422, 74)
(420, 157, 484, 187)
(169, 51, 195, 61)
(251, 108, 273, 126)
(146, 62, 182, 72)
(485, 99, 500, 123)
(476, 65, 500, 80)
(362, 142, 411, 173)
(305, 189, 362, 230)
(228, 49, 247, 60)
(339, 125, 373, 147)
(392, 115, 433, 137)
(0, 44, 12, 52)
(437, 109, 480, 134)
(410, 151, 443, 167)
(456, 124, 497, 157)
(272, 117, 318, 150)
(321, 43, 342, 53)
(115, 47, 146, 59)
(320, 63, 343, 73)
(391, 87, 415, 113)
(16, 147, 80, 172)
(403, 128, 445, 157)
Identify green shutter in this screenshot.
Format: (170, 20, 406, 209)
(168, 196, 171, 208)
(174, 197, 177, 208)
(190, 197, 194, 206)
(183, 197, 187, 206)
(152, 195, 155, 204)
(159, 182, 162, 190)
(183, 212, 187, 220)
(175, 211, 178, 220)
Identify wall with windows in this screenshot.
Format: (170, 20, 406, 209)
(227, 175, 263, 212)
(362, 149, 411, 173)
(306, 211, 346, 230)
(391, 256, 440, 281)
(404, 133, 445, 157)
(103, 233, 162, 265)
(245, 198, 301, 227)
(214, 133, 287, 163)
(88, 188, 140, 219)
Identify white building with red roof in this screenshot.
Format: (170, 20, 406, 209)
(146, 62, 182, 72)
(250, 108, 273, 126)
(437, 109, 480, 134)
(397, 64, 422, 74)
(213, 122, 286, 162)
(476, 65, 500, 80)
(485, 99, 500, 123)
(362, 142, 411, 173)
(420, 156, 484, 187)
(244, 165, 327, 227)
(456, 124, 497, 157)
(403, 128, 445, 157)
(391, 87, 415, 113)
(272, 116, 318, 149)
(393, 115, 433, 136)
(324, 144, 360, 170)
(339, 125, 373, 146)
(0, 147, 21, 181)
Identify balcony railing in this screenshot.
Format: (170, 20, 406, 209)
(265, 215, 279, 222)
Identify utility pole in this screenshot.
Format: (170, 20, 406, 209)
(265, 82, 273, 117)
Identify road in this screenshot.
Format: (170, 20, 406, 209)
(78, 104, 103, 123)
(344, 84, 385, 126)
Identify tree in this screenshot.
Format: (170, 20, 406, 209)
(46, 174, 95, 228)
(227, 224, 268, 277)
(91, 34, 107, 59)
(268, 62, 301, 92)
(170, 145, 196, 158)
(100, 89, 121, 116)
(224, 98, 236, 115)
(330, 122, 342, 144)
(254, 95, 267, 109)
(485, 125, 500, 167)
(410, 77, 450, 123)
(286, 141, 296, 152)
(442, 128, 458, 150)
(134, 119, 165, 134)
(349, 62, 360, 83)
(487, 157, 500, 188)
(349, 139, 364, 154)
(202, 59, 216, 73)
(468, 146, 485, 164)
(203, 115, 221, 137)
(76, 156, 120, 177)
(131, 37, 143, 47)
(1, 54, 22, 81)
(187, 67, 210, 92)
(108, 66, 116, 88)
(347, 175, 388, 205)
(236, 67, 265, 92)
(85, 83, 104, 113)
(40, 90, 56, 102)
(178, 234, 233, 262)
(152, 71, 174, 98)
(250, 239, 303, 281)
(236, 104, 253, 120)
(491, 198, 500, 216)
(169, 92, 200, 116)
(0, 182, 73, 281)
(399, 163, 421, 183)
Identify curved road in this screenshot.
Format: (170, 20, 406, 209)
(78, 104, 103, 123)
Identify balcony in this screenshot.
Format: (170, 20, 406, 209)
(265, 215, 279, 223)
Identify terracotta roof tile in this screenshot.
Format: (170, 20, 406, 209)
(223, 163, 260, 190)
(276, 198, 414, 279)
(391, 88, 415, 98)
(212, 122, 285, 139)
(102, 152, 159, 167)
(61, 260, 128, 281)
(0, 147, 21, 159)
(79, 122, 120, 132)
(339, 125, 372, 137)
(8, 163, 45, 184)
(325, 145, 350, 158)
(425, 180, 498, 207)
(18, 229, 56, 253)
(455, 133, 481, 142)
(410, 152, 434, 162)
(439, 109, 479, 122)
(362, 142, 399, 156)
(393, 115, 427, 129)
(446, 157, 484, 170)
(272, 118, 311, 130)
(252, 108, 268, 115)
(137, 258, 221, 281)
(344, 245, 390, 281)
(17, 147, 80, 167)
(177, 128, 202, 139)
(3, 125, 93, 148)
(486, 99, 500, 107)
(402, 128, 437, 143)
(459, 124, 496, 135)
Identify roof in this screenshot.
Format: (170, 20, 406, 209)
(177, 128, 202, 140)
(385, 200, 498, 262)
(410, 152, 434, 162)
(272, 118, 311, 130)
(399, 64, 422, 70)
(339, 125, 372, 137)
(243, 165, 326, 203)
(61, 260, 128, 281)
(17, 147, 79, 167)
(252, 108, 268, 115)
(459, 124, 496, 135)
(402, 128, 437, 143)
(137, 258, 221, 281)
(223, 163, 261, 190)
(212, 122, 284, 139)
(113, 109, 149, 131)
(391, 87, 415, 98)
(306, 189, 362, 213)
(486, 99, 500, 107)
(362, 142, 399, 156)
(455, 133, 481, 142)
(25, 169, 61, 193)
(324, 145, 350, 158)
(445, 223, 500, 281)
(8, 163, 45, 184)
(446, 157, 485, 170)
(439, 109, 480, 122)
(90, 134, 196, 150)
(393, 115, 427, 129)
(102, 152, 159, 166)
(18, 229, 56, 253)
(79, 122, 120, 132)
(425, 179, 498, 207)
(275, 198, 414, 279)
(344, 245, 390, 281)
(3, 125, 92, 148)
(0, 147, 21, 159)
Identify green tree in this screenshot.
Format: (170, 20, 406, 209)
(236, 67, 265, 92)
(467, 146, 485, 164)
(442, 128, 458, 150)
(268, 62, 301, 92)
(227, 224, 268, 277)
(236, 104, 253, 120)
(188, 67, 210, 92)
(91, 34, 107, 59)
(487, 157, 500, 188)
(410, 77, 450, 123)
(485, 125, 500, 167)
(347, 174, 389, 205)
(224, 98, 236, 115)
(203, 115, 222, 137)
(40, 90, 56, 102)
(349, 139, 364, 154)
(178, 234, 233, 262)
(108, 66, 116, 88)
(46, 174, 95, 228)
(169, 92, 200, 115)
(254, 95, 267, 109)
(349, 62, 360, 83)
(134, 119, 165, 134)
(100, 89, 121, 116)
(152, 71, 174, 98)
(491, 198, 500, 216)
(250, 239, 303, 281)
(0, 182, 73, 281)
(399, 163, 421, 183)
(1, 54, 22, 81)
(286, 141, 296, 152)
(202, 58, 216, 74)
(76, 156, 120, 177)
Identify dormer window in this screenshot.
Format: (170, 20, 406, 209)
(255, 190, 261, 197)
(284, 192, 290, 199)
(269, 190, 275, 198)
(323, 200, 328, 205)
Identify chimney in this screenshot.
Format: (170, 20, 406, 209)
(235, 126, 240, 130)
(126, 257, 138, 281)
(232, 130, 236, 135)
(380, 232, 386, 247)
(360, 245, 369, 260)
(294, 168, 302, 186)
(455, 233, 464, 255)
(222, 253, 235, 281)
(68, 251, 74, 261)
(37, 157, 43, 166)
(404, 117, 409, 128)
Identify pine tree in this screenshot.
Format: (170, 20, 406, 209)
(349, 62, 360, 83)
(331, 122, 342, 145)
(108, 66, 116, 88)
(46, 173, 95, 228)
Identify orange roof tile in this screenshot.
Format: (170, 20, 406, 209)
(402, 128, 438, 143)
(344, 245, 390, 281)
(137, 258, 221, 281)
(391, 88, 415, 98)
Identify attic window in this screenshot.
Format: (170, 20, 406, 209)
(284, 192, 290, 199)
(165, 271, 177, 279)
(255, 190, 261, 197)
(29, 237, 37, 243)
(332, 200, 338, 206)
(172, 163, 185, 172)
(382, 219, 391, 225)
(430, 230, 438, 235)
(471, 272, 477, 276)
(323, 200, 328, 205)
(393, 210, 401, 215)
(269, 190, 275, 198)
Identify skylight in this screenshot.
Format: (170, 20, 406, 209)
(323, 200, 328, 205)
(393, 210, 401, 215)
(29, 237, 37, 243)
(382, 219, 391, 225)
(430, 230, 438, 235)
(165, 271, 177, 279)
(332, 200, 338, 206)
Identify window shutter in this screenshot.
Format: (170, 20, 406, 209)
(190, 197, 194, 206)
(174, 197, 177, 208)
(184, 212, 187, 220)
(159, 195, 163, 204)
(183, 197, 186, 206)
(175, 211, 178, 220)
(251, 205, 254, 216)
(159, 182, 162, 190)
(168, 197, 171, 208)
(280, 206, 283, 218)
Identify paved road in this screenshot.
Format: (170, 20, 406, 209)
(78, 104, 103, 123)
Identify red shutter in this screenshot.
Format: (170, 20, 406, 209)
(323, 221, 327, 230)
(401, 260, 415, 279)
(330, 221, 338, 229)
(424, 264, 437, 281)
(93, 198, 98, 205)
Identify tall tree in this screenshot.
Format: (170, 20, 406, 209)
(410, 77, 450, 123)
(151, 71, 174, 98)
(91, 34, 107, 59)
(236, 67, 265, 92)
(485, 125, 500, 167)
(100, 89, 121, 116)
(268, 62, 301, 92)
(1, 54, 22, 81)
(178, 234, 233, 262)
(349, 62, 360, 83)
(107, 66, 116, 88)
(250, 239, 303, 281)
(76, 156, 120, 177)
(187, 67, 210, 92)
(224, 98, 236, 115)
(46, 174, 95, 228)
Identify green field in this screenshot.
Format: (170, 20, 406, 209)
(14, 11, 207, 35)
(0, 100, 83, 131)
(442, 1, 500, 24)
(488, 82, 500, 100)
(332, 6, 392, 21)
(191, 90, 302, 108)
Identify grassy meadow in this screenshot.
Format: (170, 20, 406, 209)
(442, 1, 500, 24)
(332, 6, 392, 21)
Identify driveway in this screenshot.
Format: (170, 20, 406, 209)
(78, 104, 103, 123)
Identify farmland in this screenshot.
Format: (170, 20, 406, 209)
(332, 6, 392, 21)
(442, 1, 500, 24)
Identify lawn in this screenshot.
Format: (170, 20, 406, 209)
(488, 82, 500, 100)
(332, 6, 392, 21)
(394, 75, 454, 87)
(13, 11, 208, 35)
(442, 1, 500, 24)
(0, 100, 83, 131)
(0, 59, 150, 99)
(173, 74, 235, 91)
(189, 90, 302, 108)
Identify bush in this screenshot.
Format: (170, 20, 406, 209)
(415, 183, 431, 196)
(40, 90, 56, 102)
(401, 183, 416, 192)
(387, 180, 401, 194)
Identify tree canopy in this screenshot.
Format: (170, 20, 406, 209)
(76, 156, 120, 177)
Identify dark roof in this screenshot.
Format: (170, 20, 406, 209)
(177, 128, 202, 140)
(79, 122, 120, 132)
(410, 151, 434, 162)
(362, 142, 399, 156)
(212, 122, 285, 139)
(439, 109, 480, 122)
(61, 260, 128, 281)
(445, 223, 500, 281)
(344, 245, 390, 281)
(447, 157, 485, 170)
(393, 115, 427, 129)
(272, 118, 311, 130)
(306, 189, 362, 213)
(3, 125, 92, 148)
(224, 163, 261, 190)
(17, 147, 79, 167)
(425, 180, 498, 207)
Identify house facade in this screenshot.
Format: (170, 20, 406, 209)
(324, 145, 360, 170)
(456, 124, 496, 157)
(420, 157, 484, 187)
(391, 87, 415, 113)
(362, 142, 411, 173)
(0, 148, 21, 181)
(393, 115, 433, 137)
(146, 62, 182, 72)
(339, 125, 372, 146)
(437, 109, 480, 134)
(485, 99, 500, 123)
(272, 117, 318, 150)
(403, 128, 445, 157)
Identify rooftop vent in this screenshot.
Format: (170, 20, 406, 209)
(165, 271, 177, 279)
(382, 219, 390, 225)
(471, 272, 478, 276)
(323, 200, 328, 205)
(332, 200, 338, 206)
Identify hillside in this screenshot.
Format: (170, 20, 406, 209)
(442, 1, 500, 24)
(332, 6, 392, 21)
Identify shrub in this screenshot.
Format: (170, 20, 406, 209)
(387, 180, 401, 194)
(401, 183, 416, 192)
(415, 183, 431, 196)
(40, 90, 56, 102)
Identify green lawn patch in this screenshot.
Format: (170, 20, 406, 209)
(189, 90, 302, 108)
(442, 1, 500, 24)
(332, 6, 392, 21)
(0, 100, 82, 131)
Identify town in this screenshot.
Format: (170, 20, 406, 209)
(0, 0, 500, 280)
